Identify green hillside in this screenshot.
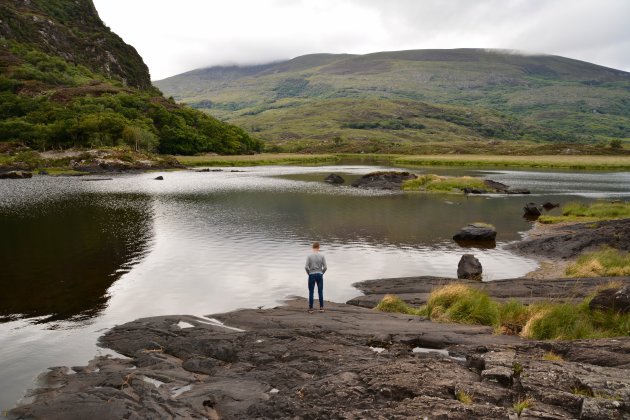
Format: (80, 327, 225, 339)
(155, 49, 630, 153)
(0, 0, 262, 156)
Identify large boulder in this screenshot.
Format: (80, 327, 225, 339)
(325, 173, 345, 184)
(0, 170, 32, 179)
(589, 285, 630, 313)
(457, 254, 483, 281)
(523, 203, 542, 217)
(351, 171, 417, 190)
(484, 179, 509, 192)
(484, 179, 530, 194)
(453, 223, 497, 243)
(542, 202, 560, 210)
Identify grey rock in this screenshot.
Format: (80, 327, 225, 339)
(324, 173, 345, 184)
(508, 218, 630, 259)
(506, 188, 531, 194)
(484, 179, 510, 192)
(9, 303, 630, 419)
(589, 285, 630, 314)
(542, 202, 560, 210)
(457, 254, 483, 281)
(351, 171, 417, 190)
(463, 187, 488, 194)
(154, 175, 164, 180)
(0, 170, 32, 179)
(453, 223, 497, 243)
(523, 203, 542, 216)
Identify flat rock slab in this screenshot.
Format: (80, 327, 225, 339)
(508, 218, 630, 259)
(10, 299, 630, 419)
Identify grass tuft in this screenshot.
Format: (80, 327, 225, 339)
(542, 351, 563, 362)
(455, 391, 473, 404)
(513, 398, 532, 415)
(566, 247, 630, 277)
(375, 294, 424, 316)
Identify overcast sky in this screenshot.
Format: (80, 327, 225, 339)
(92, 0, 630, 81)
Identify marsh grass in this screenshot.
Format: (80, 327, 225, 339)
(394, 155, 630, 170)
(402, 174, 486, 192)
(175, 153, 338, 167)
(566, 247, 630, 277)
(376, 284, 630, 340)
(539, 201, 630, 223)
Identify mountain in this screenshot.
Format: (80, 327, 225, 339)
(0, 0, 262, 155)
(155, 49, 630, 153)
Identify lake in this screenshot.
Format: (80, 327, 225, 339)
(1, 163, 629, 411)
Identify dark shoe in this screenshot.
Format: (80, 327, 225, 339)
(319, 308, 325, 313)
(308, 309, 314, 314)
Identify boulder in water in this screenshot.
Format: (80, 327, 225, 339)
(453, 223, 497, 243)
(457, 254, 483, 281)
(325, 173, 345, 184)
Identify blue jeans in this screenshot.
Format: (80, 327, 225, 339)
(308, 273, 324, 309)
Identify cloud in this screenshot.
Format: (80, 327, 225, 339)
(92, 0, 630, 80)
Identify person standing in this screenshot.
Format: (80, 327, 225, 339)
(305, 242, 327, 313)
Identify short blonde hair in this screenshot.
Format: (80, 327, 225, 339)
(312, 242, 320, 249)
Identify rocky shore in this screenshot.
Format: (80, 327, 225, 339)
(10, 293, 630, 419)
(9, 219, 630, 419)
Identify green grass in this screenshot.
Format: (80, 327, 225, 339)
(375, 294, 425, 316)
(539, 201, 630, 223)
(394, 154, 630, 169)
(513, 398, 532, 415)
(174, 153, 339, 167)
(455, 391, 473, 404)
(566, 247, 630, 277)
(402, 174, 486, 192)
(375, 284, 630, 340)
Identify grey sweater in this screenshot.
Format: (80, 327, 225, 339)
(305, 253, 327, 275)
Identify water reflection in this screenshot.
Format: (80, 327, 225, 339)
(0, 194, 153, 323)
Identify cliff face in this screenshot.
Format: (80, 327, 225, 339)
(0, 0, 151, 89)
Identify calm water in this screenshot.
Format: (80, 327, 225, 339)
(1, 164, 629, 410)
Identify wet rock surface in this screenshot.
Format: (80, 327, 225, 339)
(351, 171, 417, 190)
(10, 299, 630, 419)
(508, 218, 630, 260)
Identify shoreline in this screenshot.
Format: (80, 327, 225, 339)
(8, 218, 630, 418)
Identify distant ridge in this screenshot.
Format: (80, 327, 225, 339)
(154, 48, 630, 153)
